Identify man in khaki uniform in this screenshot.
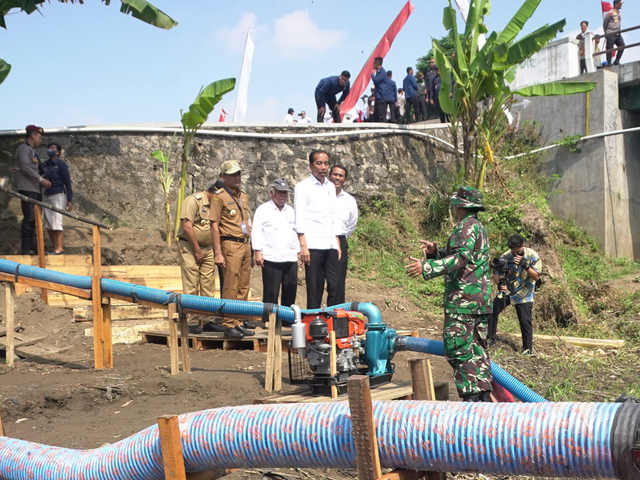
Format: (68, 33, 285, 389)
(176, 184, 217, 297)
(209, 160, 254, 339)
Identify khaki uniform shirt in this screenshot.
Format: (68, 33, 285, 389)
(209, 187, 251, 238)
(177, 191, 212, 247)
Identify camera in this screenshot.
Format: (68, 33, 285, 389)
(491, 257, 510, 299)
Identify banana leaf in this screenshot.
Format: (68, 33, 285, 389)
(495, 19, 565, 69)
(120, 0, 177, 29)
(443, 2, 468, 73)
(0, 58, 10, 85)
(181, 78, 236, 130)
(495, 0, 543, 45)
(434, 47, 455, 115)
(514, 81, 596, 97)
(465, 0, 490, 65)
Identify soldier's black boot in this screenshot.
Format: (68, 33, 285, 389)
(462, 393, 482, 402)
(224, 327, 244, 339)
(243, 320, 259, 330)
(479, 391, 493, 402)
(235, 325, 255, 337)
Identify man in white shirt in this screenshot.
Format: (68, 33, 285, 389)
(330, 165, 358, 304)
(283, 108, 295, 123)
(252, 179, 300, 307)
(298, 111, 312, 124)
(294, 149, 341, 308)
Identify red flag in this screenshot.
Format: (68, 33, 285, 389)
(218, 108, 227, 122)
(339, 1, 414, 117)
(602, 1, 613, 13)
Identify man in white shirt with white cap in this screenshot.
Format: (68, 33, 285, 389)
(294, 149, 341, 309)
(252, 179, 300, 307)
(330, 164, 358, 304)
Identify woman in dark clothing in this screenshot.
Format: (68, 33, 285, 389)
(42, 143, 73, 254)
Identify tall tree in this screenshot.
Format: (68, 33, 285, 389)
(433, 0, 596, 189)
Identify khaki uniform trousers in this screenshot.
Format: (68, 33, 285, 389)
(177, 240, 216, 297)
(216, 240, 251, 328)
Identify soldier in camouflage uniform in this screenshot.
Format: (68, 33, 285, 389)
(405, 187, 493, 402)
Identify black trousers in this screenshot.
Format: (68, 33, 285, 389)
(262, 260, 297, 307)
(19, 190, 41, 255)
(489, 296, 533, 352)
(580, 58, 587, 74)
(405, 95, 419, 123)
(305, 249, 340, 309)
(417, 95, 428, 122)
(373, 99, 389, 122)
(335, 236, 349, 305)
(315, 94, 341, 123)
(606, 34, 625, 65)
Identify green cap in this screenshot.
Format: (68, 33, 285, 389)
(450, 186, 486, 211)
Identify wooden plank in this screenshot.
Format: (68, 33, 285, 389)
(0, 404, 4, 436)
(5, 283, 15, 368)
(0, 254, 92, 266)
(157, 415, 187, 480)
(73, 304, 168, 322)
(179, 313, 191, 373)
(503, 332, 625, 348)
(379, 471, 427, 480)
(410, 357, 436, 401)
(33, 205, 48, 303)
(274, 315, 282, 392)
(329, 331, 338, 399)
(0, 334, 48, 351)
(347, 375, 382, 480)
(0, 272, 91, 299)
(265, 313, 276, 393)
(168, 304, 179, 376)
(102, 298, 113, 369)
(92, 225, 104, 370)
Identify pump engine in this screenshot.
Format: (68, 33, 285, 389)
(289, 309, 395, 395)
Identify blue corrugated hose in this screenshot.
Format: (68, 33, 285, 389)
(0, 259, 545, 402)
(0, 401, 622, 480)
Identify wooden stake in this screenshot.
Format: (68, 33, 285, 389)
(274, 315, 282, 392)
(329, 331, 338, 398)
(4, 283, 15, 368)
(0, 405, 4, 436)
(168, 303, 180, 376)
(347, 375, 382, 480)
(157, 415, 187, 480)
(34, 205, 47, 303)
(409, 357, 436, 401)
(179, 312, 191, 373)
(102, 297, 113, 369)
(92, 225, 104, 369)
(265, 313, 276, 393)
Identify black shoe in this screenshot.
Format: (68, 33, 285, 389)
(235, 325, 255, 336)
(188, 325, 203, 335)
(224, 327, 244, 339)
(203, 322, 225, 332)
(462, 393, 482, 402)
(479, 391, 493, 403)
(243, 320, 258, 330)
(487, 338, 496, 347)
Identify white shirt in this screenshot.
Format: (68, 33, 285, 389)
(283, 114, 294, 123)
(298, 116, 312, 124)
(251, 200, 299, 263)
(294, 174, 338, 250)
(335, 190, 358, 237)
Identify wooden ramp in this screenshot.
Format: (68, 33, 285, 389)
(253, 380, 450, 404)
(141, 327, 292, 352)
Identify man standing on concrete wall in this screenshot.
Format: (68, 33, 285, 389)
(15, 125, 51, 255)
(314, 71, 351, 123)
(210, 160, 255, 339)
(405, 187, 493, 402)
(603, 0, 625, 66)
(330, 164, 358, 304)
(576, 21, 593, 74)
(372, 57, 393, 123)
(295, 149, 341, 309)
(177, 185, 217, 298)
(403, 67, 419, 124)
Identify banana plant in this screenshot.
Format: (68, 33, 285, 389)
(433, 0, 597, 190)
(0, 58, 10, 86)
(151, 133, 177, 246)
(174, 78, 236, 240)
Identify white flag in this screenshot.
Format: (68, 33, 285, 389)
(453, 0, 486, 49)
(233, 29, 254, 122)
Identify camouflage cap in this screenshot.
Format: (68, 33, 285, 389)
(450, 186, 486, 211)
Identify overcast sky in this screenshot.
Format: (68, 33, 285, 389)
(1, 0, 638, 129)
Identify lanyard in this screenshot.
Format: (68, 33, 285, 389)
(223, 187, 244, 222)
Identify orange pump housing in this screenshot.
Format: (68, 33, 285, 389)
(301, 309, 366, 349)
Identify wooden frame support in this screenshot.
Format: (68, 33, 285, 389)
(157, 415, 187, 480)
(347, 375, 382, 480)
(329, 330, 338, 398)
(0, 405, 4, 436)
(102, 297, 113, 369)
(264, 313, 282, 393)
(178, 311, 191, 373)
(4, 282, 15, 368)
(168, 303, 180, 376)
(33, 205, 47, 303)
(91, 225, 106, 369)
(409, 357, 436, 401)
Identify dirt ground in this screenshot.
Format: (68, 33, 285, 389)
(0, 226, 455, 468)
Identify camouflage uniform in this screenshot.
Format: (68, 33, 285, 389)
(421, 187, 493, 399)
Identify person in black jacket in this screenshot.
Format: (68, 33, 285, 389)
(42, 143, 73, 254)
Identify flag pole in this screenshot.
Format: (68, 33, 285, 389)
(233, 29, 255, 122)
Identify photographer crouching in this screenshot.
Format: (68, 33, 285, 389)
(488, 234, 542, 354)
